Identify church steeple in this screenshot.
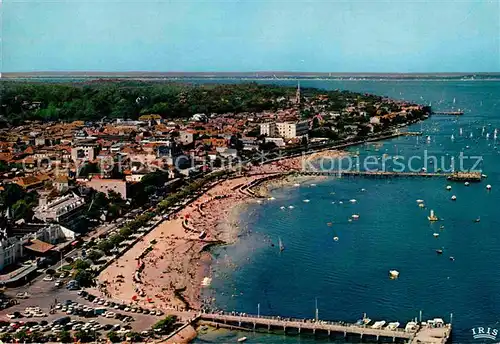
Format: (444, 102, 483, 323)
(295, 81, 301, 104)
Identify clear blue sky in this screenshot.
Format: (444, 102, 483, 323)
(2, 0, 499, 73)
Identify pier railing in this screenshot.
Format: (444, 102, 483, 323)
(199, 312, 415, 339)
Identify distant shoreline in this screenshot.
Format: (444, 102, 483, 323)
(2, 71, 500, 80)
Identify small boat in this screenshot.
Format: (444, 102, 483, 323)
(416, 199, 424, 204)
(293, 183, 300, 187)
(303, 199, 310, 203)
(361, 188, 366, 192)
(310, 184, 317, 187)
(339, 201, 343, 204)
(386, 322, 400, 330)
(482, 174, 488, 178)
(451, 195, 457, 201)
(288, 205, 294, 209)
(389, 270, 399, 279)
(465, 182, 470, 186)
(280, 206, 285, 210)
(426, 135, 431, 143)
(279, 237, 285, 251)
(433, 233, 439, 237)
(446, 185, 452, 190)
(199, 231, 207, 239)
(474, 217, 481, 223)
(419, 203, 425, 208)
(460, 128, 463, 136)
(372, 321, 386, 329)
(349, 199, 357, 203)
(449, 256, 455, 261)
(436, 249, 443, 254)
(486, 184, 492, 190)
(428, 210, 438, 222)
(440, 225, 445, 230)
(451, 134, 455, 141)
(351, 214, 360, 220)
(237, 337, 247, 342)
(268, 197, 275, 200)
(333, 236, 339, 241)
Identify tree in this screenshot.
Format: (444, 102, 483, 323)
(97, 239, 114, 253)
(73, 269, 95, 288)
(0, 183, 24, 209)
(14, 330, 28, 342)
(126, 331, 143, 342)
(12, 199, 35, 221)
(152, 315, 178, 333)
(0, 333, 13, 342)
(109, 233, 124, 247)
(86, 250, 103, 263)
(59, 330, 72, 343)
(73, 258, 91, 270)
(107, 331, 121, 343)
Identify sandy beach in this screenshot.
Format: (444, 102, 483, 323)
(96, 150, 346, 313)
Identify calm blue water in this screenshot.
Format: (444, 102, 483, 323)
(196, 80, 500, 344)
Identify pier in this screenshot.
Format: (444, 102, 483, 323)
(197, 312, 452, 343)
(299, 170, 482, 181)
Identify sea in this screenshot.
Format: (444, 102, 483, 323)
(194, 79, 500, 344)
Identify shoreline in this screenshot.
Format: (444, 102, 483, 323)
(95, 150, 348, 315)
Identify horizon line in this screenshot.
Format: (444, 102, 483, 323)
(2, 71, 500, 78)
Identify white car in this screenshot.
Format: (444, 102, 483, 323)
(43, 276, 53, 281)
(33, 312, 47, 317)
(105, 312, 116, 318)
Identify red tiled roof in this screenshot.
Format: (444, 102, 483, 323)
(23, 239, 55, 254)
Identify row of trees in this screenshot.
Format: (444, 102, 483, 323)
(0, 329, 145, 343)
(0, 81, 296, 125)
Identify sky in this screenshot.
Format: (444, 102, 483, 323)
(2, 0, 500, 73)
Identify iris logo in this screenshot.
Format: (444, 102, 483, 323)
(472, 327, 498, 341)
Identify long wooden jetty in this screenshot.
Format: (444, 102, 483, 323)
(299, 170, 482, 182)
(197, 312, 452, 343)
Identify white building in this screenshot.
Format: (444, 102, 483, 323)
(33, 193, 86, 223)
(0, 237, 24, 271)
(260, 122, 277, 137)
(0, 224, 75, 271)
(276, 121, 309, 139)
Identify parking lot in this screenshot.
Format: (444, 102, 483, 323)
(0, 286, 165, 337)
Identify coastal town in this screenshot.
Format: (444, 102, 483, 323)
(0, 80, 432, 343)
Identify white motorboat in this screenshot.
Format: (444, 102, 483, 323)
(451, 195, 457, 201)
(386, 322, 400, 330)
(371, 321, 386, 329)
(389, 270, 399, 279)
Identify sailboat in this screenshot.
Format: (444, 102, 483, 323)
(482, 126, 486, 136)
(494, 129, 498, 140)
(426, 135, 431, 143)
(451, 134, 455, 141)
(470, 132, 473, 139)
(428, 209, 438, 222)
(486, 133, 490, 140)
(453, 97, 456, 104)
(279, 237, 285, 251)
(459, 128, 463, 136)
